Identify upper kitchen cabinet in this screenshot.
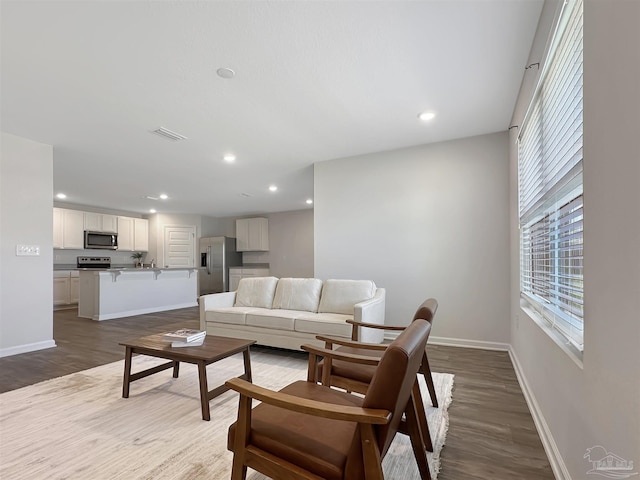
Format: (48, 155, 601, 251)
(236, 217, 269, 251)
(117, 216, 134, 251)
(134, 218, 149, 251)
(84, 212, 117, 233)
(53, 208, 84, 249)
(117, 217, 149, 252)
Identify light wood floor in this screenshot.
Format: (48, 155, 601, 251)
(0, 307, 554, 480)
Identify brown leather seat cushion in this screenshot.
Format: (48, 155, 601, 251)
(228, 380, 364, 480)
(327, 346, 383, 384)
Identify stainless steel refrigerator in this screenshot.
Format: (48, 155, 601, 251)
(198, 236, 242, 295)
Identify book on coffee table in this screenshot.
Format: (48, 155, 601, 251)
(163, 329, 206, 343)
(170, 337, 205, 348)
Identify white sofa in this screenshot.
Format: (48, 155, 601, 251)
(199, 277, 386, 351)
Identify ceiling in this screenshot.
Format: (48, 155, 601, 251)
(1, 0, 543, 218)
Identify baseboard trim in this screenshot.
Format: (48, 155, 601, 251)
(384, 332, 510, 351)
(81, 302, 198, 321)
(509, 347, 571, 480)
(0, 339, 57, 358)
(428, 336, 510, 351)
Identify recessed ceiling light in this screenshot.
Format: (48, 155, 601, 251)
(269, 185, 278, 192)
(56, 193, 67, 199)
(418, 111, 436, 121)
(149, 209, 157, 214)
(159, 193, 168, 200)
(223, 154, 236, 163)
(306, 199, 313, 205)
(217, 67, 235, 79)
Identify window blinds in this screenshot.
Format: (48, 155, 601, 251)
(518, 0, 583, 349)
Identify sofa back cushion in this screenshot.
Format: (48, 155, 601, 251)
(318, 279, 377, 315)
(272, 278, 323, 313)
(234, 276, 279, 309)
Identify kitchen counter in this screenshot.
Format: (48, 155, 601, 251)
(106, 267, 195, 272)
(78, 267, 198, 321)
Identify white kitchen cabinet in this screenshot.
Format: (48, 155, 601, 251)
(53, 208, 64, 248)
(53, 276, 70, 306)
(236, 218, 269, 251)
(53, 270, 79, 306)
(229, 267, 270, 291)
(229, 272, 243, 292)
(53, 208, 84, 249)
(85, 212, 117, 233)
(70, 271, 80, 303)
(116, 217, 148, 252)
(117, 216, 134, 251)
(134, 218, 149, 251)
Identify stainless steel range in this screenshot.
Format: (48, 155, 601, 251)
(77, 256, 111, 269)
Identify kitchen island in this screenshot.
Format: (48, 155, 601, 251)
(78, 267, 198, 321)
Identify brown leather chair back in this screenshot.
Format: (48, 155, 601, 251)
(413, 297, 438, 324)
(360, 319, 431, 457)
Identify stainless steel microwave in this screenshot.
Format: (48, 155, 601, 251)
(84, 231, 118, 250)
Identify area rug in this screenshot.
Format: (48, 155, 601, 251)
(0, 349, 453, 480)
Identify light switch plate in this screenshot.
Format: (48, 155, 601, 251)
(16, 244, 40, 256)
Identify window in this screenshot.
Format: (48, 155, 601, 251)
(518, 0, 583, 350)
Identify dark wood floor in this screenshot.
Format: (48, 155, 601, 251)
(0, 307, 554, 480)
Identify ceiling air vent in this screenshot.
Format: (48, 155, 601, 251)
(151, 127, 187, 141)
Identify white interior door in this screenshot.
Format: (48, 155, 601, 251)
(163, 225, 196, 268)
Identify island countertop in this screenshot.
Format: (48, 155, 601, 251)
(79, 266, 198, 272)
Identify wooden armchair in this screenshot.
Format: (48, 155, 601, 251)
(303, 298, 439, 457)
(347, 298, 438, 407)
(225, 319, 433, 480)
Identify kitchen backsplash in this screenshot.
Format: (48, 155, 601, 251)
(54, 249, 148, 266)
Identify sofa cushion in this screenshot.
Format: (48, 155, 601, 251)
(246, 309, 298, 331)
(272, 278, 323, 313)
(295, 313, 353, 338)
(234, 276, 279, 308)
(317, 279, 377, 315)
(204, 307, 259, 326)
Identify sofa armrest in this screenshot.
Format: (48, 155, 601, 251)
(354, 288, 386, 343)
(199, 292, 236, 330)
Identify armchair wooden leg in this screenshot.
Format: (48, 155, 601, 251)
(231, 394, 252, 480)
(420, 351, 438, 408)
(405, 392, 432, 480)
(412, 379, 433, 453)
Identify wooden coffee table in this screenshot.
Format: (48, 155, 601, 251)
(119, 334, 255, 421)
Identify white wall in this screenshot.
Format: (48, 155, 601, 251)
(314, 132, 510, 345)
(509, 1, 640, 478)
(201, 216, 236, 238)
(0, 133, 55, 356)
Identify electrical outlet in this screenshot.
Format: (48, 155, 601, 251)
(16, 244, 40, 256)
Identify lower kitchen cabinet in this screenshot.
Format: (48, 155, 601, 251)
(53, 270, 79, 307)
(229, 267, 270, 291)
